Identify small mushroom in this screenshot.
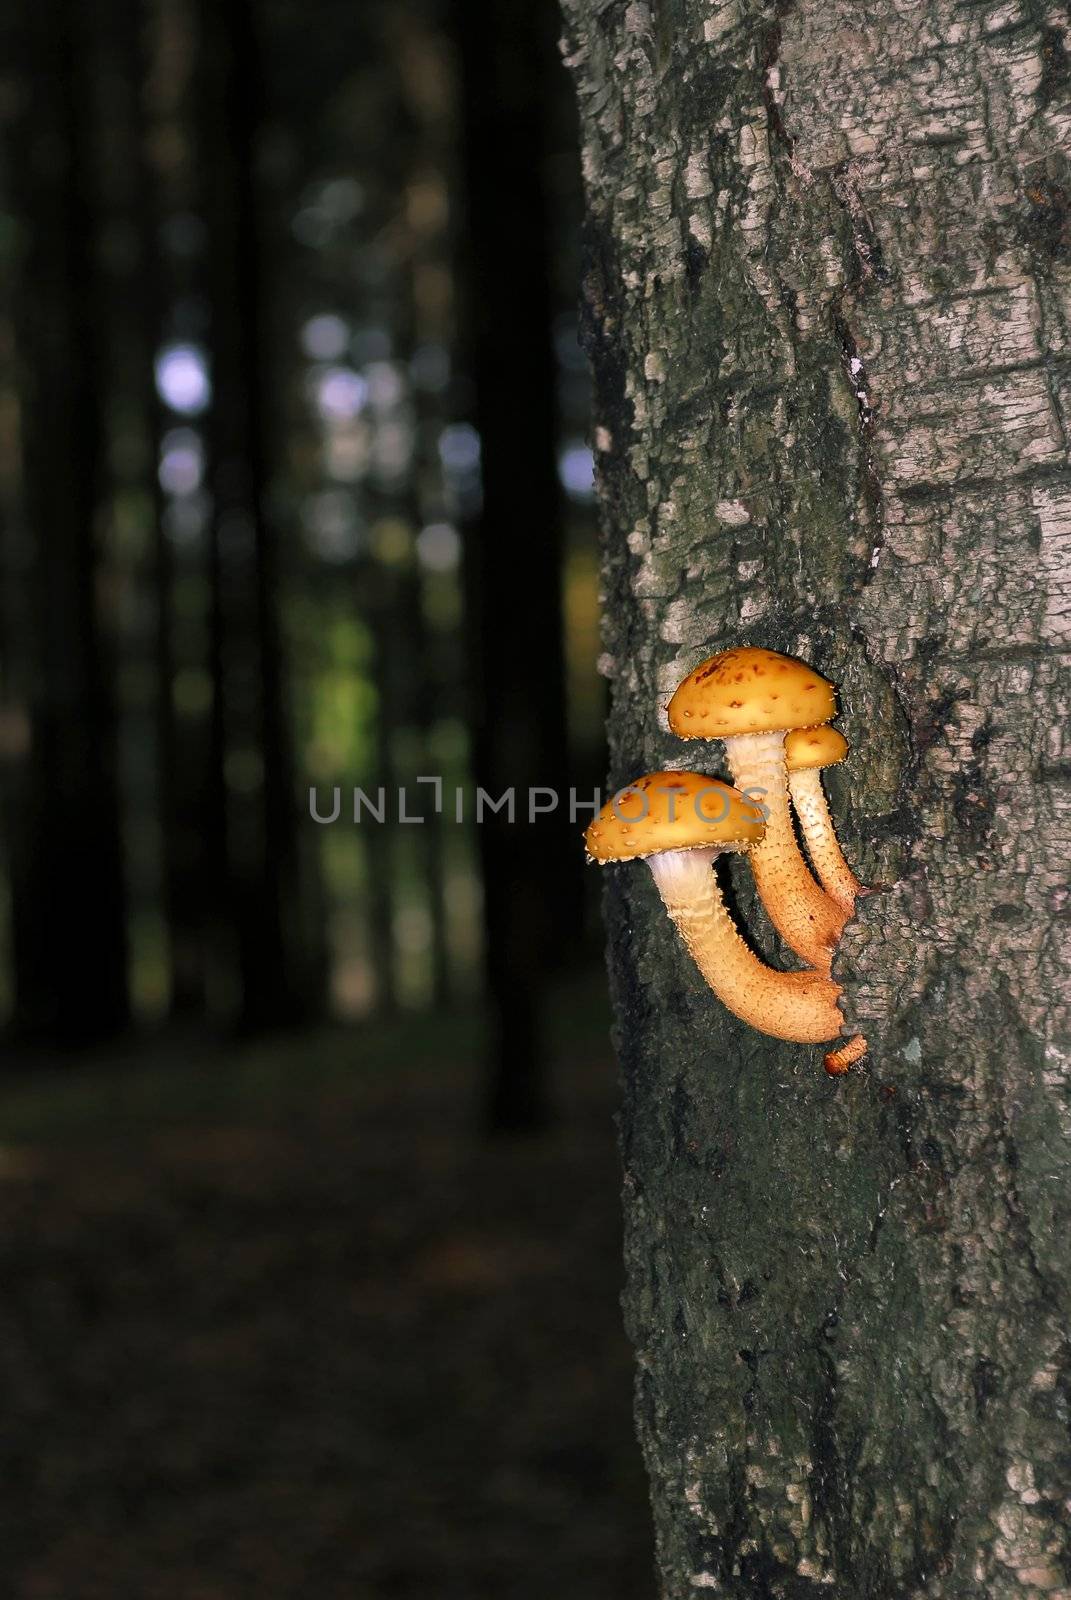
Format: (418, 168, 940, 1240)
(667, 647, 848, 974)
(584, 771, 845, 1044)
(784, 725, 864, 913)
(823, 1033, 868, 1076)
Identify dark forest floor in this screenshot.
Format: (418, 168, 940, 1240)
(0, 976, 655, 1599)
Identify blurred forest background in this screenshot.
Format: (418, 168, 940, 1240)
(0, 1, 654, 1594)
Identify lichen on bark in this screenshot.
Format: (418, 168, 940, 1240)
(561, 1, 1071, 1594)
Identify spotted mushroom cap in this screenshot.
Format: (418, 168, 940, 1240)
(784, 724, 849, 772)
(667, 647, 836, 739)
(584, 771, 765, 863)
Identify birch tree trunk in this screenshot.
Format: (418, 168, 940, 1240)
(561, 4, 1071, 1596)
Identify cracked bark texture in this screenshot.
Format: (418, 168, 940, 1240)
(561, 2, 1071, 1596)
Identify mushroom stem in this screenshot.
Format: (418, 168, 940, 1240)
(646, 847, 844, 1044)
(788, 767, 863, 913)
(722, 731, 848, 974)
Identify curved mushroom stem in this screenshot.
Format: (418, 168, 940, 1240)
(823, 1034, 869, 1075)
(723, 731, 848, 975)
(788, 767, 863, 913)
(646, 847, 844, 1044)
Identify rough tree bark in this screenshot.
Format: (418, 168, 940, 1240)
(562, 4, 1071, 1596)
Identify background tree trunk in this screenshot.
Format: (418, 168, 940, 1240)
(563, 3, 1071, 1595)
(6, 0, 130, 1045)
(198, 0, 306, 1030)
(453, 0, 579, 1128)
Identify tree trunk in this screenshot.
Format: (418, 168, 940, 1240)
(563, 4, 1071, 1596)
(6, 0, 130, 1045)
(453, 0, 578, 1128)
(129, 0, 208, 1019)
(197, 0, 306, 1030)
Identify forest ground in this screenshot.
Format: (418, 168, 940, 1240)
(0, 975, 653, 1599)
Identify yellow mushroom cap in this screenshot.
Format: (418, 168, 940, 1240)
(667, 647, 836, 739)
(584, 771, 764, 862)
(784, 724, 849, 772)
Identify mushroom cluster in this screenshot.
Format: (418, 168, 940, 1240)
(584, 646, 867, 1076)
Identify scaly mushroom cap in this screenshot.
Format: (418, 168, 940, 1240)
(583, 770, 842, 1045)
(584, 771, 764, 862)
(784, 724, 849, 773)
(667, 647, 836, 739)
